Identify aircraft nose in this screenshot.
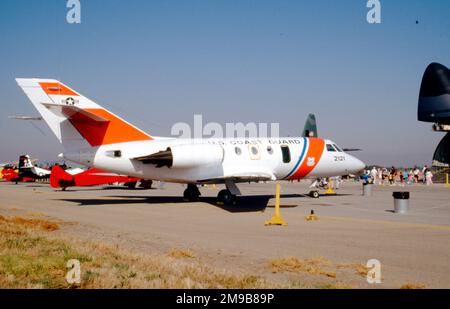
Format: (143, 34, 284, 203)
(348, 155, 366, 174)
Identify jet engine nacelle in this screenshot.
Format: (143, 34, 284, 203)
(169, 144, 224, 168)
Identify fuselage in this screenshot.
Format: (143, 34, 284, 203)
(62, 137, 365, 184)
(16, 78, 366, 186)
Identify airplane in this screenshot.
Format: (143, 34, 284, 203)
(1, 155, 51, 183)
(50, 164, 152, 190)
(16, 78, 366, 205)
(417, 62, 450, 167)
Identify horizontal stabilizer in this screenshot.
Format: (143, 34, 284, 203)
(42, 103, 110, 122)
(8, 116, 43, 121)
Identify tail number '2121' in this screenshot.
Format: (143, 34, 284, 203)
(334, 156, 345, 162)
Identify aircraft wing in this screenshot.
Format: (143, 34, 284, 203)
(32, 167, 51, 177)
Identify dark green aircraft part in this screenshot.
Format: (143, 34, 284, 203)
(302, 113, 318, 138)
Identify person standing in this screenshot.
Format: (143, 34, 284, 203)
(403, 169, 408, 186)
(382, 168, 389, 185)
(371, 167, 378, 184)
(332, 176, 342, 190)
(414, 168, 420, 183)
(408, 169, 414, 185)
(399, 169, 404, 186)
(422, 165, 429, 184)
(389, 166, 396, 185)
(426, 169, 433, 185)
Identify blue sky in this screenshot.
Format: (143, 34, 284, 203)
(0, 0, 449, 166)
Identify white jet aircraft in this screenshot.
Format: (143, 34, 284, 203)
(16, 78, 365, 205)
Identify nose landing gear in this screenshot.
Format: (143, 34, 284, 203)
(309, 190, 320, 198)
(183, 184, 201, 201)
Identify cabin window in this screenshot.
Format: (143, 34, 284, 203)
(333, 144, 343, 152)
(267, 146, 273, 155)
(251, 146, 259, 156)
(248, 145, 261, 160)
(326, 144, 336, 152)
(113, 150, 122, 158)
(235, 147, 242, 155)
(281, 145, 291, 163)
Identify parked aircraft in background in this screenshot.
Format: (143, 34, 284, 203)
(50, 165, 152, 190)
(302, 113, 318, 138)
(1, 155, 51, 183)
(417, 62, 450, 167)
(17, 78, 366, 205)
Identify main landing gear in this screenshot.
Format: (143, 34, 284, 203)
(217, 181, 240, 206)
(216, 189, 236, 206)
(183, 182, 239, 206)
(183, 184, 201, 201)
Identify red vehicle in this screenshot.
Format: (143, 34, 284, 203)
(50, 165, 152, 190)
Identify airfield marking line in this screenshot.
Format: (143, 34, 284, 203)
(320, 216, 450, 231)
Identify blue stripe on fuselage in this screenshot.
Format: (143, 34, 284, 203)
(284, 137, 308, 179)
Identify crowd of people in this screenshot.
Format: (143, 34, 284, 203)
(363, 165, 434, 186)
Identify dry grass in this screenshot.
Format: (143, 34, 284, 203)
(0, 215, 59, 231)
(316, 283, 353, 289)
(337, 263, 369, 277)
(0, 214, 284, 288)
(269, 257, 336, 278)
(0, 213, 384, 289)
(167, 249, 195, 259)
(269, 258, 374, 283)
(400, 283, 426, 289)
(26, 212, 46, 218)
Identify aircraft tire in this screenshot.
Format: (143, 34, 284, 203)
(217, 189, 236, 206)
(125, 181, 137, 189)
(140, 180, 153, 189)
(183, 186, 200, 201)
(309, 190, 320, 198)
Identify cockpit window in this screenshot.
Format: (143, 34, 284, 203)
(333, 144, 343, 152)
(326, 144, 336, 152)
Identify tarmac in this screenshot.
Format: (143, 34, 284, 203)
(0, 180, 449, 288)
